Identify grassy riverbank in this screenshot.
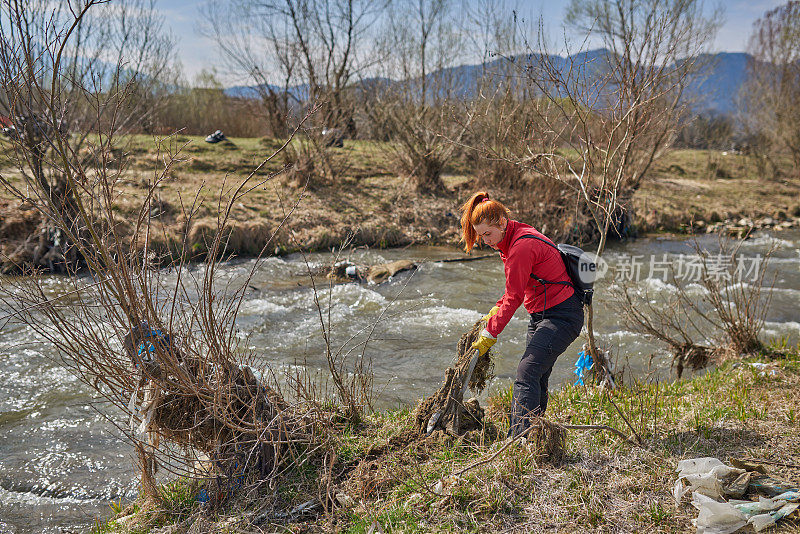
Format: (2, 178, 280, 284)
(638, 149, 800, 233)
(2, 135, 800, 269)
(95, 341, 800, 533)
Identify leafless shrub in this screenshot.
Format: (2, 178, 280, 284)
(0, 0, 380, 510)
(0, 117, 321, 501)
(463, 86, 542, 190)
(690, 235, 775, 355)
(611, 233, 776, 377)
(367, 99, 466, 192)
(281, 129, 349, 188)
(674, 112, 736, 151)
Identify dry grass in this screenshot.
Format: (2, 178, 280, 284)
(0, 134, 465, 268)
(95, 342, 800, 533)
(636, 149, 800, 232)
(4, 136, 799, 270)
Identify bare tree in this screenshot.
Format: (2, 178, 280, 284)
(201, 0, 299, 137)
(461, 0, 522, 64)
(204, 0, 386, 136)
(561, 0, 723, 191)
(740, 1, 800, 174)
(366, 0, 468, 193)
(0, 0, 176, 273)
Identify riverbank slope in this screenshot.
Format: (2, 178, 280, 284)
(2, 136, 800, 270)
(96, 343, 800, 533)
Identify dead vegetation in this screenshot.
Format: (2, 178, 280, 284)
(92, 344, 800, 533)
(414, 317, 495, 436)
(612, 232, 778, 377)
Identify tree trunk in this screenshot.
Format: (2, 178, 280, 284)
(413, 163, 445, 194)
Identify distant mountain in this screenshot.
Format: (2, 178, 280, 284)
(225, 77, 394, 102)
(225, 83, 309, 101)
(684, 52, 750, 115)
(225, 50, 752, 116)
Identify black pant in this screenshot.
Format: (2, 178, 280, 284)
(509, 292, 584, 437)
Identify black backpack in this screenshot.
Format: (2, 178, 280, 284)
(513, 234, 596, 306)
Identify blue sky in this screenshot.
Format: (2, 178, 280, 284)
(157, 0, 787, 85)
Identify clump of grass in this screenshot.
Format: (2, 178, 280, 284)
(91, 479, 200, 534)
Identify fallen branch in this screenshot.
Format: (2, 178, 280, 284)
(452, 431, 529, 477)
(453, 420, 636, 478)
(603, 392, 644, 445)
(437, 254, 496, 263)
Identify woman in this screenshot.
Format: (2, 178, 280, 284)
(460, 191, 584, 437)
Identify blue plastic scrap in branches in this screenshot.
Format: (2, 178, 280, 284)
(574, 348, 593, 386)
(136, 328, 167, 359)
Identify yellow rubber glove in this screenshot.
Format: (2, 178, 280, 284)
(471, 329, 496, 356)
(481, 306, 500, 323)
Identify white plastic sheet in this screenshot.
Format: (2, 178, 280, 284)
(676, 457, 746, 499)
(746, 503, 799, 532)
(691, 493, 747, 534)
(677, 459, 800, 534)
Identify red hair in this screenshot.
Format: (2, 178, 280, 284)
(459, 191, 511, 252)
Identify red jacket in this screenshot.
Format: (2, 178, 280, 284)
(486, 220, 574, 337)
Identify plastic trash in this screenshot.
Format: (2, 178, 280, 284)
(677, 458, 727, 476)
(205, 130, 225, 143)
(573, 347, 593, 385)
(732, 495, 786, 515)
(772, 490, 800, 502)
(675, 478, 692, 504)
(747, 513, 774, 532)
(676, 458, 747, 499)
(678, 458, 800, 533)
(747, 502, 799, 532)
(749, 473, 800, 497)
(691, 492, 747, 534)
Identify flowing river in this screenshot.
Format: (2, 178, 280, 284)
(1, 230, 798, 533)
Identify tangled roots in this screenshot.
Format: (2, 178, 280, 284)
(414, 318, 495, 435)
